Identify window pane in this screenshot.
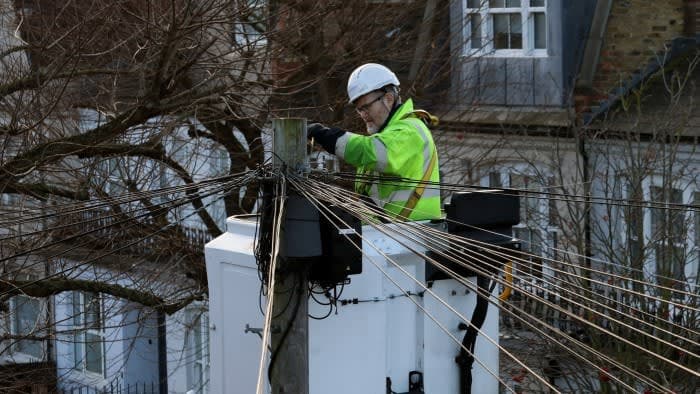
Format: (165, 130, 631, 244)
(650, 186, 664, 238)
(534, 12, 546, 49)
(655, 245, 685, 283)
(548, 177, 557, 226)
(494, 13, 522, 49)
(669, 188, 683, 244)
(627, 179, 643, 236)
(85, 293, 101, 330)
(74, 333, 83, 369)
(488, 172, 502, 188)
(510, 14, 523, 48)
(15, 296, 39, 333)
(85, 333, 103, 375)
(194, 315, 203, 360)
(15, 296, 43, 358)
(494, 14, 509, 49)
(506, 0, 521, 7)
(470, 14, 483, 49)
(530, 0, 545, 6)
(489, 0, 505, 7)
(467, 0, 482, 8)
(72, 292, 82, 326)
(695, 192, 700, 246)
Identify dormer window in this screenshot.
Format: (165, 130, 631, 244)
(465, 0, 547, 56)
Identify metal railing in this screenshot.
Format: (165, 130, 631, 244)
(59, 381, 158, 394)
(50, 209, 212, 256)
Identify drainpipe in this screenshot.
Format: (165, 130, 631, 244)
(158, 311, 168, 394)
(577, 132, 592, 291)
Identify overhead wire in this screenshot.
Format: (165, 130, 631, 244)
(0, 174, 253, 282)
(309, 174, 699, 314)
(295, 175, 640, 391)
(348, 176, 697, 350)
(0, 177, 244, 264)
(298, 175, 678, 393)
(312, 172, 699, 297)
(5, 152, 694, 391)
(300, 178, 684, 390)
(0, 172, 251, 227)
(298, 176, 696, 390)
(288, 175, 524, 393)
(455, 221, 700, 306)
(328, 172, 700, 212)
(297, 176, 679, 391)
(0, 175, 231, 222)
(381, 212, 700, 351)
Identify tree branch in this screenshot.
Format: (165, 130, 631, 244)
(1, 279, 201, 315)
(73, 142, 223, 236)
(1, 182, 89, 201)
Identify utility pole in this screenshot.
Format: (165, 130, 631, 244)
(269, 118, 309, 394)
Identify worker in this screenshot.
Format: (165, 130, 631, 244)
(307, 63, 441, 221)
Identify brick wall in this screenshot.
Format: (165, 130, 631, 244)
(590, 0, 686, 98)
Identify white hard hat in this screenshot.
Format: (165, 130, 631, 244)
(346, 63, 400, 103)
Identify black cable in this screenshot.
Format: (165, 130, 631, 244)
(308, 285, 333, 306)
(308, 300, 333, 320)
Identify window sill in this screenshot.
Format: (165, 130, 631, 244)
(462, 49, 549, 58)
(65, 369, 108, 387)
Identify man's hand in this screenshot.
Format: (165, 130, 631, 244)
(307, 123, 346, 155)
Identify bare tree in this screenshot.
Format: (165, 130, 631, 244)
(0, 0, 463, 388)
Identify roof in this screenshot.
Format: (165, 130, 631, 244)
(583, 35, 700, 126)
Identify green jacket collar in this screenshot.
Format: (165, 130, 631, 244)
(379, 99, 414, 132)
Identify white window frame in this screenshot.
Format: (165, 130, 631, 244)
(10, 292, 46, 360)
(73, 291, 106, 378)
(647, 181, 691, 297)
(464, 0, 547, 57)
(620, 175, 698, 300)
(185, 307, 210, 394)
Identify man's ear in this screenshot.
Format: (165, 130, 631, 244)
(383, 92, 396, 108)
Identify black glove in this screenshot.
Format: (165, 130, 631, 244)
(307, 123, 346, 155)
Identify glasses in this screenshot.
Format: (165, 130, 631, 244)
(355, 93, 385, 115)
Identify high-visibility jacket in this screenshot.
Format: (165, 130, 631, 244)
(334, 99, 441, 221)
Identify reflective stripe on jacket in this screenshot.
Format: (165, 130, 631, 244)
(334, 99, 441, 221)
